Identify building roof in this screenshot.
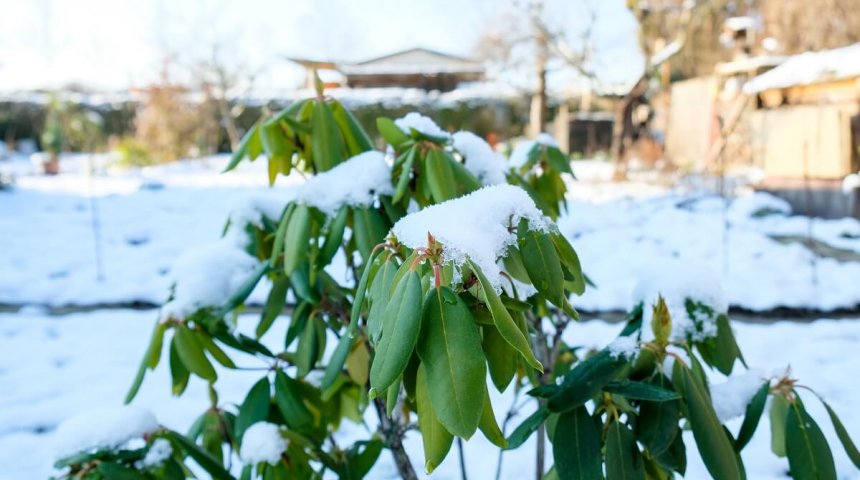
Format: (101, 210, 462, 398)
(338, 47, 484, 76)
(744, 42, 860, 93)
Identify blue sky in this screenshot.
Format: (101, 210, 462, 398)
(0, 0, 642, 93)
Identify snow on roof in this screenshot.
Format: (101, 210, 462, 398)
(293, 151, 393, 216)
(744, 42, 860, 93)
(54, 406, 158, 459)
(162, 235, 261, 319)
(391, 184, 550, 291)
(341, 47, 484, 76)
(240, 422, 288, 466)
(394, 112, 451, 139)
(633, 260, 728, 342)
(509, 133, 560, 168)
(451, 131, 508, 185)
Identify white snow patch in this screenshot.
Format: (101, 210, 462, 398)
(710, 373, 766, 422)
(137, 438, 172, 468)
(633, 261, 728, 342)
(162, 236, 260, 319)
(728, 192, 791, 223)
(53, 406, 158, 459)
(509, 133, 560, 168)
(229, 191, 293, 229)
(394, 112, 450, 139)
(744, 42, 860, 93)
(392, 185, 550, 291)
(843, 173, 860, 193)
(293, 151, 393, 216)
(240, 422, 288, 466)
(608, 336, 639, 360)
(451, 131, 507, 185)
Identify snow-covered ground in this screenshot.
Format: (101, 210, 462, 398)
(1, 309, 858, 479)
(2, 156, 859, 312)
(1, 156, 860, 478)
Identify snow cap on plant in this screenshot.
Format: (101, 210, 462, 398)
(240, 422, 288, 466)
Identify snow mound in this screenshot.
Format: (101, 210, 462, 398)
(729, 192, 791, 223)
(240, 422, 288, 466)
(54, 406, 158, 459)
(391, 184, 550, 291)
(452, 131, 507, 185)
(394, 112, 450, 139)
(294, 151, 393, 216)
(710, 372, 766, 422)
(509, 133, 560, 168)
(633, 262, 728, 342)
(608, 336, 639, 360)
(162, 236, 260, 318)
(137, 438, 172, 468)
(229, 191, 294, 229)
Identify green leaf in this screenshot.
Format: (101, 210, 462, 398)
(606, 421, 645, 480)
(169, 338, 190, 395)
(224, 124, 260, 173)
(735, 381, 770, 451)
(786, 399, 837, 480)
(98, 461, 145, 480)
(505, 407, 549, 450)
(635, 374, 680, 456)
(469, 260, 542, 372)
(449, 156, 482, 192)
(424, 149, 458, 202)
(295, 316, 323, 377)
(478, 388, 507, 448)
(350, 249, 381, 333)
(258, 275, 288, 338)
(370, 270, 423, 393)
(818, 397, 860, 469)
(393, 146, 417, 204)
(676, 363, 740, 480)
(174, 324, 217, 382)
(547, 349, 626, 413)
(545, 146, 573, 174)
(322, 334, 354, 392)
(377, 117, 410, 149)
(366, 259, 398, 342)
(274, 371, 314, 431)
(553, 407, 602, 480)
(125, 321, 167, 403)
(549, 232, 585, 295)
(283, 205, 311, 276)
(482, 324, 517, 392)
(236, 377, 271, 443)
(771, 393, 790, 457)
(352, 206, 387, 262)
(320, 206, 348, 265)
(604, 380, 680, 402)
(330, 100, 373, 156)
(416, 364, 454, 473)
(168, 430, 234, 480)
(311, 100, 345, 172)
(198, 332, 236, 369)
(518, 219, 565, 307)
(416, 287, 487, 438)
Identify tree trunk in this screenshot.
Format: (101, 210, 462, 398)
(529, 32, 549, 138)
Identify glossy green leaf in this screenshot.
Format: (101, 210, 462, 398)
(311, 100, 344, 172)
(274, 370, 314, 431)
(606, 421, 645, 480)
(604, 380, 680, 402)
(330, 101, 372, 156)
(636, 374, 679, 456)
(377, 117, 410, 149)
(283, 204, 311, 276)
(236, 377, 271, 443)
(786, 399, 837, 480)
(735, 381, 770, 451)
(416, 364, 454, 473)
(258, 275, 288, 338)
(320, 206, 348, 265)
(545, 146, 573, 174)
(553, 407, 602, 480)
(518, 219, 565, 307)
(425, 149, 457, 202)
(174, 324, 217, 382)
(125, 321, 167, 403)
(198, 332, 236, 369)
(417, 287, 487, 438)
(771, 393, 790, 457)
(505, 407, 549, 450)
(370, 270, 423, 393)
(322, 334, 354, 392)
(469, 260, 542, 372)
(98, 461, 145, 479)
(367, 259, 398, 342)
(168, 430, 234, 480)
(548, 349, 626, 413)
(550, 232, 585, 295)
(352, 206, 387, 261)
(478, 388, 507, 448)
(482, 324, 517, 392)
(350, 249, 381, 334)
(224, 124, 260, 173)
(169, 338, 190, 395)
(393, 146, 417, 204)
(677, 363, 740, 480)
(818, 397, 860, 469)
